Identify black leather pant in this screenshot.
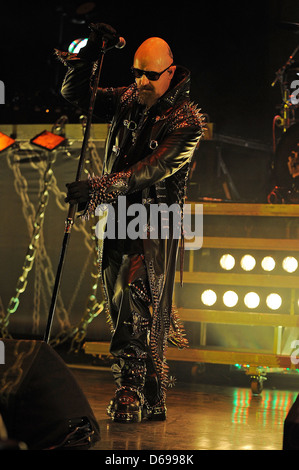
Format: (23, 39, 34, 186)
(102, 240, 159, 404)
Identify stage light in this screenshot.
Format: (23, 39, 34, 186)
(68, 38, 88, 53)
(30, 130, 66, 151)
(220, 254, 235, 270)
(201, 289, 217, 306)
(240, 254, 256, 271)
(266, 293, 282, 310)
(282, 256, 298, 273)
(223, 290, 238, 307)
(261, 256, 276, 272)
(244, 292, 260, 309)
(0, 132, 16, 153)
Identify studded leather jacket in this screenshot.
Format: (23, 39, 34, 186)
(58, 50, 205, 397)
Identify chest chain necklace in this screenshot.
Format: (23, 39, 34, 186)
(124, 107, 150, 145)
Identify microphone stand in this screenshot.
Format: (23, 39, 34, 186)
(44, 38, 108, 343)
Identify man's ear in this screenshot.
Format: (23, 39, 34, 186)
(168, 65, 176, 80)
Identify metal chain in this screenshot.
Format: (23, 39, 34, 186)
(69, 218, 104, 352)
(51, 142, 106, 351)
(2, 139, 105, 346)
(1, 148, 57, 334)
(0, 340, 36, 398)
(33, 247, 42, 334)
(0, 296, 11, 339)
(50, 203, 105, 352)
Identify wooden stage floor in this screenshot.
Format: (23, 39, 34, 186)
(69, 365, 298, 451)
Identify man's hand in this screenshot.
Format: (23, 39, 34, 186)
(88, 23, 118, 45)
(78, 23, 118, 61)
(65, 180, 90, 205)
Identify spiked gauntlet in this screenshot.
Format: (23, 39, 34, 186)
(82, 169, 132, 218)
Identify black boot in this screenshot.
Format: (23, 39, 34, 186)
(107, 353, 167, 422)
(107, 350, 147, 423)
(142, 365, 167, 421)
(107, 386, 145, 423)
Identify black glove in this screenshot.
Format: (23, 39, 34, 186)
(78, 23, 118, 61)
(65, 180, 90, 205)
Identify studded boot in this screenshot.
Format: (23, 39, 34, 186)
(107, 348, 147, 423)
(142, 358, 167, 421)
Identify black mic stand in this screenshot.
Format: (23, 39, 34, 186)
(44, 38, 109, 343)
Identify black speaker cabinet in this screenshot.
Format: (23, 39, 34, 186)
(0, 339, 100, 450)
(283, 394, 299, 450)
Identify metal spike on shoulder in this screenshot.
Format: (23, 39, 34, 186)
(167, 102, 206, 135)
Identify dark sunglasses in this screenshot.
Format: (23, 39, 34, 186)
(131, 63, 173, 81)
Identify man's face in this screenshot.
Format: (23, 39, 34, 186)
(133, 56, 175, 108)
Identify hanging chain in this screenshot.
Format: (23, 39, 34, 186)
(50, 217, 105, 352)
(2, 137, 105, 347)
(1, 148, 57, 335)
(50, 143, 105, 352)
(0, 296, 11, 339)
(0, 340, 36, 398)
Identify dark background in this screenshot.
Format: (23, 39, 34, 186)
(0, 0, 299, 145)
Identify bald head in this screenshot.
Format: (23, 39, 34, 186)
(133, 37, 176, 108)
(134, 37, 173, 71)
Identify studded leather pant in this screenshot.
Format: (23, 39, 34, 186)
(102, 241, 160, 405)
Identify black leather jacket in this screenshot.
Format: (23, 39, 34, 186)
(58, 50, 204, 395)
(59, 52, 204, 205)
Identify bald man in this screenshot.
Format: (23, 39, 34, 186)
(58, 23, 205, 423)
(133, 37, 176, 109)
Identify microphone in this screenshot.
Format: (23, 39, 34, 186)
(88, 24, 126, 50)
(115, 37, 126, 49)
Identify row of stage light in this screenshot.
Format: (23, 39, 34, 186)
(220, 253, 298, 273)
(201, 289, 283, 310)
(200, 253, 299, 311)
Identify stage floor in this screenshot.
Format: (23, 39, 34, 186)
(70, 365, 298, 451)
